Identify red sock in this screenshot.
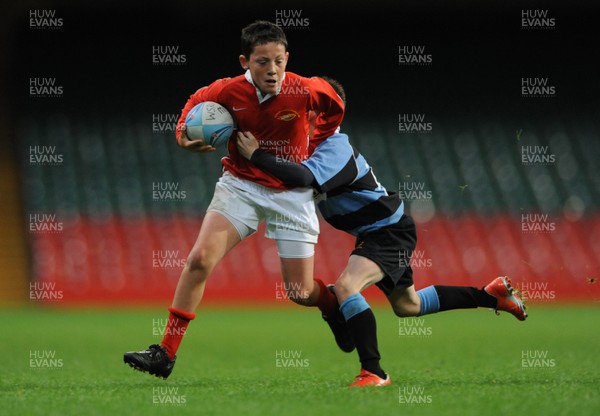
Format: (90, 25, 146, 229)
(161, 306, 196, 359)
(314, 278, 339, 317)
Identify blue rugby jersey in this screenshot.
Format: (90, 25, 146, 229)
(302, 133, 404, 236)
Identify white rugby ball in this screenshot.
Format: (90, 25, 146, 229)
(184, 101, 235, 147)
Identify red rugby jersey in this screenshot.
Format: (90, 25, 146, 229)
(176, 72, 345, 189)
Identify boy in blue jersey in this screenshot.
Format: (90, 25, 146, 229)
(237, 77, 527, 387)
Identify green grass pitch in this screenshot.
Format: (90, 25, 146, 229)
(1, 305, 599, 416)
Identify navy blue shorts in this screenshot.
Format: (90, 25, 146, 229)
(351, 214, 417, 296)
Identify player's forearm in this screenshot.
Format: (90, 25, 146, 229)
(250, 149, 315, 187)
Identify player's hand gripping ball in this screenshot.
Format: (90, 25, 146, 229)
(184, 101, 236, 147)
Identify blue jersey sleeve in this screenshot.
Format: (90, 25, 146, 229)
(301, 133, 358, 193)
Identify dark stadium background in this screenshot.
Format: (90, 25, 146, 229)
(1, 0, 599, 305)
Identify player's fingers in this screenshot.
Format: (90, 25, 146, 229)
(177, 125, 189, 140)
(237, 133, 251, 149)
(242, 131, 256, 140)
(236, 131, 258, 147)
(185, 138, 205, 147)
(180, 139, 209, 152)
(238, 136, 247, 145)
(198, 145, 216, 153)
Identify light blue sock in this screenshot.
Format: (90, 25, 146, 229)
(416, 286, 440, 316)
(339, 293, 370, 321)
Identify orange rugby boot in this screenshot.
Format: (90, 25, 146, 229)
(348, 369, 391, 388)
(484, 276, 528, 321)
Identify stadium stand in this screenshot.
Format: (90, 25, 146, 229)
(16, 115, 600, 304)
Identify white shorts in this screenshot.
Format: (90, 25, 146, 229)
(207, 172, 319, 247)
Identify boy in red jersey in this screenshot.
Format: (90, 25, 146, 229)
(123, 21, 344, 379)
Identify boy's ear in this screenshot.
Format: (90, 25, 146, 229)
(239, 55, 249, 70)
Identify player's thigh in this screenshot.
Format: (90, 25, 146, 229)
(206, 172, 262, 236)
(187, 211, 242, 270)
(335, 255, 385, 302)
(386, 284, 420, 317)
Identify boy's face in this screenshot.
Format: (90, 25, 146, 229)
(239, 42, 288, 96)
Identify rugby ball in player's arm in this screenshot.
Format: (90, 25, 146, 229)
(184, 101, 236, 147)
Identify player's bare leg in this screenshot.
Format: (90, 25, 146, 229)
(333, 255, 390, 387)
(172, 211, 242, 311)
(386, 285, 421, 317)
(278, 250, 355, 352)
(164, 211, 242, 355)
(388, 278, 525, 320)
(124, 211, 241, 378)
(334, 255, 384, 304)
(280, 256, 318, 306)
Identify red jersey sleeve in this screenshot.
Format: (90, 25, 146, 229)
(306, 77, 345, 144)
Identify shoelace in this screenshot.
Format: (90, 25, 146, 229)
(148, 345, 166, 359)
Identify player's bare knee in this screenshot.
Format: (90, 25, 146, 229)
(333, 278, 354, 301)
(392, 304, 418, 318)
(185, 249, 215, 276)
(392, 306, 410, 318)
